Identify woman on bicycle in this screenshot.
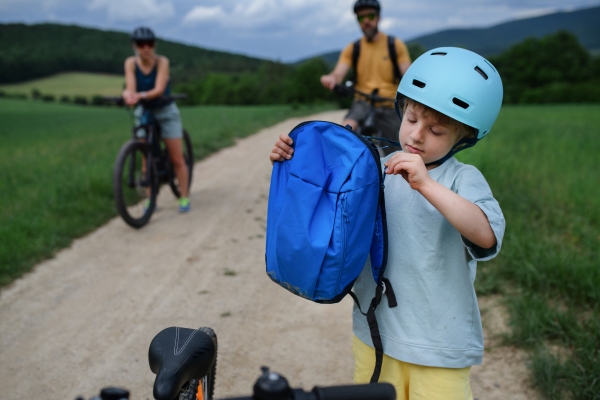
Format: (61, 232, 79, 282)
(122, 26, 190, 212)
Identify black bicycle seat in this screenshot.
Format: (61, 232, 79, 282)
(149, 326, 217, 400)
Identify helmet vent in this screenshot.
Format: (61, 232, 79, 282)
(431, 52, 447, 56)
(412, 79, 426, 88)
(474, 66, 488, 80)
(452, 98, 470, 109)
(484, 59, 496, 72)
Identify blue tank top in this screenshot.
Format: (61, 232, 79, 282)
(135, 61, 172, 108)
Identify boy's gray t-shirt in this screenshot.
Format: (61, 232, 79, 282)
(352, 154, 505, 368)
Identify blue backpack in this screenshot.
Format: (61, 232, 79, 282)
(265, 121, 398, 382)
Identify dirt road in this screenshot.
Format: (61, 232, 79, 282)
(0, 111, 535, 400)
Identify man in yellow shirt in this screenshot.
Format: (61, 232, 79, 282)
(320, 0, 411, 155)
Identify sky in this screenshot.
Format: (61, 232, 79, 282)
(1, 0, 599, 62)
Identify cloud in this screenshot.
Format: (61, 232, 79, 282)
(183, 6, 226, 24)
(181, 0, 355, 30)
(88, 0, 175, 22)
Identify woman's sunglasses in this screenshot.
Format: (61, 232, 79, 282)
(357, 13, 377, 23)
(135, 40, 155, 48)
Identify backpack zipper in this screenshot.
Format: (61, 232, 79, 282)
(335, 193, 349, 294)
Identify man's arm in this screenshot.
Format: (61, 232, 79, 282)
(395, 39, 412, 75)
(399, 61, 411, 75)
(320, 62, 351, 90)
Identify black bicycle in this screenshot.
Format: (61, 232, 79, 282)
(82, 325, 395, 400)
(105, 95, 194, 228)
(333, 82, 398, 137)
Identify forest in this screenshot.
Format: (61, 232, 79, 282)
(0, 23, 264, 84)
(175, 31, 600, 106)
(1, 23, 598, 106)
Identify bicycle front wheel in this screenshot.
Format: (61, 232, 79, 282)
(169, 129, 194, 198)
(113, 139, 157, 228)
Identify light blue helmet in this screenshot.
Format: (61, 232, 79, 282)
(395, 47, 503, 163)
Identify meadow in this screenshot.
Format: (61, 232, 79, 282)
(0, 72, 124, 99)
(1, 99, 598, 398)
(0, 98, 335, 287)
(457, 104, 600, 399)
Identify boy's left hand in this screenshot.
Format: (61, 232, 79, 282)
(384, 153, 432, 191)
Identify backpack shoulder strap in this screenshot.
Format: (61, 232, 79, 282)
(352, 39, 361, 84)
(387, 35, 402, 84)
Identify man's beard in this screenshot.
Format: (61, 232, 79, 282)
(364, 26, 379, 42)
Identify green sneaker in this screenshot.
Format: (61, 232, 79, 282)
(143, 199, 151, 213)
(179, 197, 190, 213)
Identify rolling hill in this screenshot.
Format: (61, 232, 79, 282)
(0, 23, 266, 85)
(298, 4, 600, 66)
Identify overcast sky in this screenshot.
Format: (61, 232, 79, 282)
(1, 0, 598, 61)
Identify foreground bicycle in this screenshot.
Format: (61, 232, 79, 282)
(82, 325, 395, 400)
(105, 95, 194, 228)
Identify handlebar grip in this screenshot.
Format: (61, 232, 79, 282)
(312, 383, 396, 400)
(332, 84, 352, 97)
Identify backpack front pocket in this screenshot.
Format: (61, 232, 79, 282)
(274, 174, 337, 299)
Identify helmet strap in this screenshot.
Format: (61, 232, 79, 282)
(425, 136, 479, 166)
(394, 98, 402, 119)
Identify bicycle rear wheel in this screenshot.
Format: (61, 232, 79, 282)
(169, 129, 194, 198)
(113, 139, 158, 228)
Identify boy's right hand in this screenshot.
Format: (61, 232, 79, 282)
(270, 133, 294, 164)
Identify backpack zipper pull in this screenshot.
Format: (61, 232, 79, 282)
(342, 194, 349, 223)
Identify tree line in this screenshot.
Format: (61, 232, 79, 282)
(2, 23, 597, 106)
(0, 23, 264, 84)
(175, 31, 599, 106)
(488, 30, 600, 103)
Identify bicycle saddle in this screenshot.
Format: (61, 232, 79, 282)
(149, 326, 217, 400)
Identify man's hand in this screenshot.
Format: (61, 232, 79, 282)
(384, 152, 432, 192)
(270, 132, 294, 164)
(320, 75, 337, 90)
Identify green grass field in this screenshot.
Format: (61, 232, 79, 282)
(456, 104, 600, 399)
(0, 98, 335, 287)
(0, 72, 124, 98)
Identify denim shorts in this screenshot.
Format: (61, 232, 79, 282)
(345, 100, 402, 156)
(134, 102, 183, 140)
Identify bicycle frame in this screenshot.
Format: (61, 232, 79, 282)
(130, 108, 168, 191)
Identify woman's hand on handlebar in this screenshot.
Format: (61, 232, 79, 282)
(270, 133, 294, 164)
(122, 89, 140, 106)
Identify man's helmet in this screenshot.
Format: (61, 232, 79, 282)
(396, 47, 503, 163)
(130, 27, 155, 42)
(354, 0, 380, 13)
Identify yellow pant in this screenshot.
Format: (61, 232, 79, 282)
(353, 336, 473, 400)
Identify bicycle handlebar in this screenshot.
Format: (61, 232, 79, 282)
(103, 94, 187, 106)
(332, 84, 395, 104)
(83, 368, 395, 400)
(220, 367, 395, 400)
(222, 383, 396, 400)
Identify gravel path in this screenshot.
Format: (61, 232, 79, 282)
(0, 110, 536, 400)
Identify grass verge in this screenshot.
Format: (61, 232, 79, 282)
(457, 104, 600, 399)
(0, 98, 336, 287)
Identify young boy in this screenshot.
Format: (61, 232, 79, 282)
(270, 47, 505, 400)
